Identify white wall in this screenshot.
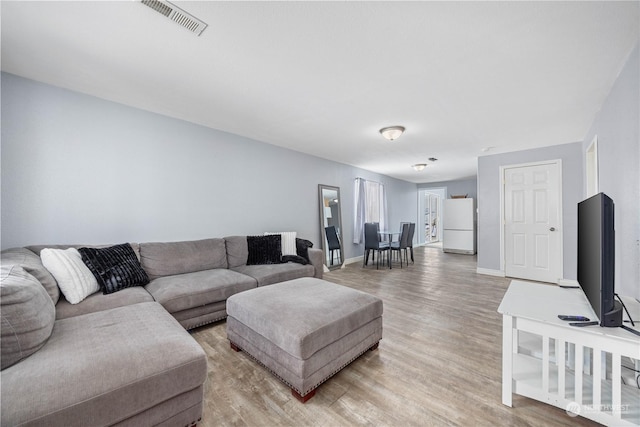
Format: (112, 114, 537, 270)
(1, 73, 418, 261)
(582, 42, 639, 299)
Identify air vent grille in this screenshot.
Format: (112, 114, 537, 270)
(141, 0, 208, 36)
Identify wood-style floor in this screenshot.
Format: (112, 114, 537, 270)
(190, 246, 598, 426)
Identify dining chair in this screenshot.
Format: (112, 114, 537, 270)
(324, 226, 342, 265)
(397, 222, 410, 243)
(407, 222, 416, 263)
(390, 223, 411, 268)
(363, 222, 389, 269)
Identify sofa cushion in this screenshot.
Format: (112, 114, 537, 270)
(232, 262, 315, 287)
(55, 287, 155, 320)
(1, 247, 59, 304)
(224, 236, 248, 268)
(140, 238, 228, 281)
(79, 244, 149, 294)
(247, 235, 282, 265)
(40, 248, 100, 304)
(0, 302, 207, 427)
(171, 301, 228, 330)
(0, 265, 55, 370)
(145, 269, 257, 314)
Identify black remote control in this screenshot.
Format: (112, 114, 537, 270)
(569, 321, 599, 327)
(558, 315, 590, 321)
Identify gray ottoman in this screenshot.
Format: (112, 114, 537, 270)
(226, 277, 383, 402)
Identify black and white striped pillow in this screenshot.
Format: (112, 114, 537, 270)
(79, 244, 149, 294)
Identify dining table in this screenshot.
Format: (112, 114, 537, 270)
(377, 230, 400, 243)
(376, 230, 400, 269)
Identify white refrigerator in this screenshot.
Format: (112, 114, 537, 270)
(443, 198, 476, 254)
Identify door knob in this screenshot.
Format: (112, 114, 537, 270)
(550, 227, 556, 231)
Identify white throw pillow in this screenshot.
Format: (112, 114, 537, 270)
(40, 248, 100, 304)
(264, 231, 297, 256)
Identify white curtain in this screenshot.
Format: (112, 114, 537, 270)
(353, 178, 387, 244)
(379, 183, 387, 232)
(353, 178, 366, 244)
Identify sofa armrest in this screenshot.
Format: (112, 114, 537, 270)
(307, 248, 323, 279)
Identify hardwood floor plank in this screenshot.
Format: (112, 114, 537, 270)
(191, 246, 599, 426)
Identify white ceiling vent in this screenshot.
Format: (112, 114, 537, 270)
(141, 0, 208, 36)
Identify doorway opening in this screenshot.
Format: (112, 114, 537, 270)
(418, 188, 445, 246)
(586, 136, 598, 197)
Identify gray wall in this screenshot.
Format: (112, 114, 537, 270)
(417, 178, 477, 199)
(1, 73, 418, 261)
(477, 142, 584, 279)
(582, 42, 639, 299)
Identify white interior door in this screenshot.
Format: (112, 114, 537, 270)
(504, 161, 562, 283)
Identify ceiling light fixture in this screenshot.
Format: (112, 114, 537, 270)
(412, 164, 427, 171)
(379, 126, 405, 141)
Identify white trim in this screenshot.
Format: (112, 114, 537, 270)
(477, 267, 505, 277)
(344, 255, 364, 265)
(499, 165, 505, 273)
(558, 279, 580, 288)
(499, 159, 564, 282)
(586, 135, 599, 197)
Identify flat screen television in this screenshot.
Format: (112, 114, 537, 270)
(577, 192, 622, 327)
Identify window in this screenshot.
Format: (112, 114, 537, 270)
(353, 178, 387, 244)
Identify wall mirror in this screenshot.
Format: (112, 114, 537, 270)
(318, 184, 343, 270)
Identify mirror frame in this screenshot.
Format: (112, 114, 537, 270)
(318, 184, 343, 270)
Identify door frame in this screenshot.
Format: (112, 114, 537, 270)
(417, 187, 446, 245)
(499, 159, 563, 281)
(586, 135, 599, 198)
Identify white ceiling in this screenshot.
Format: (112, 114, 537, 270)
(2, 1, 638, 183)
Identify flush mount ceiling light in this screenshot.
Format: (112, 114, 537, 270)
(412, 164, 427, 171)
(379, 126, 405, 141)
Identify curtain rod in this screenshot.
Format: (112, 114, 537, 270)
(355, 177, 383, 185)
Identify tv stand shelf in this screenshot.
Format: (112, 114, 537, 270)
(498, 280, 640, 426)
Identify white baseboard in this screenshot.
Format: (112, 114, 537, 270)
(558, 279, 580, 288)
(477, 267, 505, 277)
(344, 255, 364, 265)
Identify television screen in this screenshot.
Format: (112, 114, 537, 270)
(577, 192, 621, 327)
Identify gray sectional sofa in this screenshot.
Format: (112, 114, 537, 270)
(0, 236, 323, 427)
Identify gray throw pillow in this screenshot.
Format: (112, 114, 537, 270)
(1, 247, 60, 304)
(1, 265, 56, 370)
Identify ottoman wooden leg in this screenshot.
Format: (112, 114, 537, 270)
(369, 342, 379, 351)
(292, 388, 315, 403)
(230, 342, 241, 352)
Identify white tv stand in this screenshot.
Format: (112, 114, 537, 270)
(498, 280, 640, 426)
